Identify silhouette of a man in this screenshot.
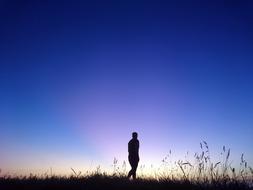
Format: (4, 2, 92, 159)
(128, 132, 139, 179)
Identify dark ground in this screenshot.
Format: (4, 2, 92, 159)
(0, 174, 252, 190)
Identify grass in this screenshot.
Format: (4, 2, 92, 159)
(0, 173, 251, 190)
(1, 141, 252, 190)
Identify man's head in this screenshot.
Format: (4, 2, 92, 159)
(132, 132, 138, 139)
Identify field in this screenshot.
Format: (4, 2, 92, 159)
(1, 142, 252, 190)
(0, 174, 252, 190)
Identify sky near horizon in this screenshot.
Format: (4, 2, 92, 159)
(0, 0, 253, 175)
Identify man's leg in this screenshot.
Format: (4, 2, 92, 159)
(132, 162, 138, 179)
(128, 168, 133, 178)
(128, 160, 134, 178)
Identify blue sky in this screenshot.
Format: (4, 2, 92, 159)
(0, 0, 253, 175)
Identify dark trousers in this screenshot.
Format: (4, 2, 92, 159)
(128, 157, 139, 179)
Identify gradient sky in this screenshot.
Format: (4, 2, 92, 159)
(0, 0, 253, 175)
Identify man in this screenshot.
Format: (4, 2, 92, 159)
(127, 132, 139, 179)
